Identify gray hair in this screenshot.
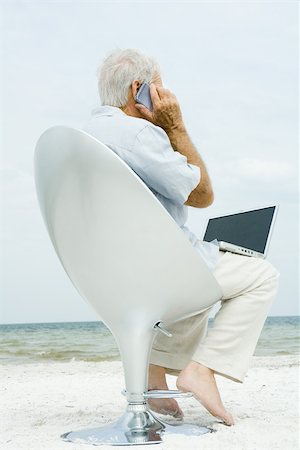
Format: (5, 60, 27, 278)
(97, 48, 160, 107)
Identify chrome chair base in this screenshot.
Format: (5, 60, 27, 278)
(61, 403, 213, 446)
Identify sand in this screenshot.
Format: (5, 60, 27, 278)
(1, 355, 299, 450)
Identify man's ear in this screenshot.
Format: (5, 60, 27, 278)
(131, 80, 142, 98)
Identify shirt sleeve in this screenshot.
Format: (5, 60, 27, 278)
(128, 124, 201, 205)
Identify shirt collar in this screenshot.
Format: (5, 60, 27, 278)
(91, 105, 126, 117)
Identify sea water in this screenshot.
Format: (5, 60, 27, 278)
(0, 316, 299, 364)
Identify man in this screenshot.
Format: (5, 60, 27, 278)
(83, 49, 279, 427)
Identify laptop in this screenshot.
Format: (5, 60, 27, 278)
(203, 205, 278, 259)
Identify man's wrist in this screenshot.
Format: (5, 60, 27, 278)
(164, 121, 187, 136)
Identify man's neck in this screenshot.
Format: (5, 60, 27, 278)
(120, 103, 143, 119)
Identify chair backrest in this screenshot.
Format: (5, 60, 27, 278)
(34, 126, 222, 332)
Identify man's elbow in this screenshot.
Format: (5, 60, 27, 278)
(202, 189, 214, 207)
(197, 189, 214, 208)
(185, 188, 214, 208)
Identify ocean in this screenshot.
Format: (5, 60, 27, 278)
(0, 316, 299, 364)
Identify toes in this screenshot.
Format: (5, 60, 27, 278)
(224, 413, 235, 426)
(158, 409, 183, 419)
(148, 398, 183, 418)
(174, 408, 184, 419)
(216, 412, 235, 426)
(222, 410, 234, 425)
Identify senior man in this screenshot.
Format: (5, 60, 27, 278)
(83, 49, 279, 426)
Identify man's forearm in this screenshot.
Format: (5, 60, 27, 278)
(166, 125, 214, 208)
(134, 83, 214, 207)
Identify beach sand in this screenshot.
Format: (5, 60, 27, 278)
(1, 355, 299, 450)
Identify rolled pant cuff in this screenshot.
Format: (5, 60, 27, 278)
(191, 357, 244, 383)
(149, 350, 191, 375)
(150, 350, 245, 382)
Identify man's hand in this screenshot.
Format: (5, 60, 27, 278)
(135, 84, 185, 133)
(136, 82, 214, 208)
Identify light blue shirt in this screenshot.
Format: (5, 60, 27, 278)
(83, 105, 220, 271)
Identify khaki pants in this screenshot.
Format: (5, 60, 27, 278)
(149, 250, 280, 383)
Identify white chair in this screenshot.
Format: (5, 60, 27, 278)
(34, 126, 223, 446)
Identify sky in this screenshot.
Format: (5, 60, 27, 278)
(0, 0, 299, 324)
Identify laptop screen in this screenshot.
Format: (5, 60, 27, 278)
(203, 206, 276, 253)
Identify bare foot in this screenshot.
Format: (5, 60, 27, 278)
(148, 364, 184, 418)
(176, 361, 235, 426)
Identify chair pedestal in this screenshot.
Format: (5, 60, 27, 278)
(61, 401, 213, 446)
(61, 329, 214, 445)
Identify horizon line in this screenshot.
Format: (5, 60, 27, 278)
(1, 315, 299, 327)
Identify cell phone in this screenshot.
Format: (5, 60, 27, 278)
(134, 82, 153, 111)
